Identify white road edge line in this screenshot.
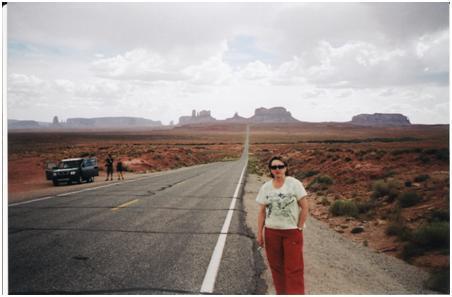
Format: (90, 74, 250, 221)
(8, 196, 54, 207)
(200, 162, 247, 293)
(8, 174, 162, 207)
(8, 162, 223, 207)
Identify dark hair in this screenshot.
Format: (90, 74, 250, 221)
(268, 156, 289, 178)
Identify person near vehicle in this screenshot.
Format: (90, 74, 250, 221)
(256, 156, 309, 294)
(116, 159, 125, 180)
(105, 154, 114, 181)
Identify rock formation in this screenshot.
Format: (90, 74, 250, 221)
(248, 107, 300, 123)
(224, 112, 248, 123)
(350, 113, 411, 126)
(178, 110, 217, 125)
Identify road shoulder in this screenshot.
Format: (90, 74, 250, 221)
(242, 173, 275, 294)
(242, 173, 437, 294)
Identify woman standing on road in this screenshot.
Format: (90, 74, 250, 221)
(256, 156, 309, 295)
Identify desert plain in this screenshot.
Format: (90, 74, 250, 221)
(7, 122, 449, 279)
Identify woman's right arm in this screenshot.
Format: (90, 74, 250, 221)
(257, 204, 266, 247)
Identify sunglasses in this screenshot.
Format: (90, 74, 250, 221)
(270, 165, 286, 170)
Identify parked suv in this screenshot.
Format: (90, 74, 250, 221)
(46, 157, 99, 186)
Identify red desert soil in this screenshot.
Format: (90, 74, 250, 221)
(248, 123, 449, 272)
(8, 126, 246, 200)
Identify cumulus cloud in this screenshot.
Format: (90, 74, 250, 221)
(8, 73, 48, 108)
(91, 48, 189, 81)
(182, 44, 235, 85)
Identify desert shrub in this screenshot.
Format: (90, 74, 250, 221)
(425, 267, 450, 294)
(402, 242, 425, 260)
(294, 170, 319, 180)
(423, 148, 438, 155)
(412, 222, 450, 250)
(428, 210, 450, 223)
(344, 157, 352, 162)
(371, 180, 399, 201)
(305, 170, 319, 177)
(307, 175, 334, 191)
(402, 222, 450, 260)
(293, 171, 305, 180)
(345, 177, 357, 184)
(376, 150, 387, 158)
(356, 200, 376, 214)
(247, 158, 264, 176)
(79, 152, 96, 157)
(392, 149, 414, 156)
(356, 150, 368, 157)
(320, 197, 330, 206)
(330, 200, 359, 217)
(404, 180, 412, 187)
(315, 175, 334, 185)
(398, 191, 422, 208)
(414, 174, 430, 182)
(385, 205, 403, 222)
(385, 223, 412, 241)
(434, 148, 449, 161)
(418, 154, 431, 164)
(379, 169, 396, 179)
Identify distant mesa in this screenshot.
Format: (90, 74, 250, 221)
(8, 117, 162, 130)
(350, 113, 411, 127)
(249, 107, 299, 123)
(8, 119, 45, 129)
(66, 117, 162, 128)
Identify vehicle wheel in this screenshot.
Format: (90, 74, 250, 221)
(53, 180, 59, 186)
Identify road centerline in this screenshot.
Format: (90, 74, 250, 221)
(111, 199, 139, 211)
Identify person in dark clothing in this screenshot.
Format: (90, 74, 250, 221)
(105, 154, 114, 181)
(117, 159, 125, 180)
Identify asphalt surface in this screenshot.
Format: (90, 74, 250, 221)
(9, 131, 256, 294)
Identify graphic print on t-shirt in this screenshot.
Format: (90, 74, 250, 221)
(266, 192, 297, 218)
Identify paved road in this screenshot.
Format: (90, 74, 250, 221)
(9, 129, 256, 294)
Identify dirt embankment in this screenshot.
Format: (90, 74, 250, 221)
(249, 140, 449, 274)
(243, 174, 439, 294)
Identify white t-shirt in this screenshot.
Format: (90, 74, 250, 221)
(256, 176, 308, 230)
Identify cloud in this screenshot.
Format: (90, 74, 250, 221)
(182, 45, 235, 85)
(8, 73, 48, 108)
(237, 60, 273, 81)
(91, 48, 189, 81)
(6, 2, 449, 124)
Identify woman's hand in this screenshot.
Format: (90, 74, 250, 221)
(257, 204, 266, 248)
(257, 232, 264, 248)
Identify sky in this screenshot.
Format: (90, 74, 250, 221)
(6, 2, 450, 125)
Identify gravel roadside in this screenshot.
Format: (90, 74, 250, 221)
(243, 173, 438, 294)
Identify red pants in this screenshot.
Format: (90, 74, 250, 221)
(265, 228, 305, 295)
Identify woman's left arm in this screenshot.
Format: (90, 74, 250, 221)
(297, 197, 309, 229)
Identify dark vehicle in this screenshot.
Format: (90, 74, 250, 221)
(46, 157, 99, 186)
